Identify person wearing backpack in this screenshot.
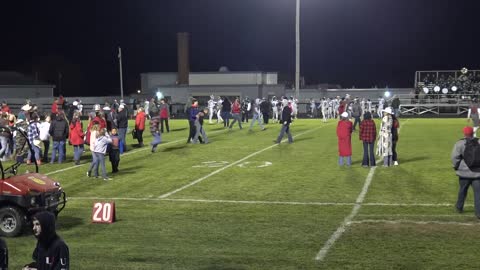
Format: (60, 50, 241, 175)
(451, 126, 480, 219)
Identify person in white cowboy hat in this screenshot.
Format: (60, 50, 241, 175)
(337, 111, 353, 166)
(376, 107, 394, 166)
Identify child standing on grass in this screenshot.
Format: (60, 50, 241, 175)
(109, 128, 120, 173)
(92, 128, 112, 180)
(337, 112, 353, 166)
(87, 123, 100, 177)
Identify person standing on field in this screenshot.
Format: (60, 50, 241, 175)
(451, 126, 480, 219)
(467, 99, 480, 137)
(359, 111, 376, 167)
(135, 107, 146, 147)
(274, 100, 293, 144)
(337, 112, 353, 166)
(159, 98, 170, 133)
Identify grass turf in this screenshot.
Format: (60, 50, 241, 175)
(4, 118, 479, 269)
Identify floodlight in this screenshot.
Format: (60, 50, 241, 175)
(156, 91, 163, 99)
(442, 88, 448, 94)
(434, 86, 440, 92)
(137, 89, 141, 94)
(423, 87, 429, 94)
(451, 86, 458, 92)
(384, 91, 391, 98)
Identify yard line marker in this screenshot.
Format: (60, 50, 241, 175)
(158, 124, 332, 199)
(315, 163, 377, 262)
(45, 129, 227, 176)
(363, 202, 454, 207)
(349, 219, 480, 226)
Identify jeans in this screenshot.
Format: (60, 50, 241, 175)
(193, 121, 208, 144)
(27, 145, 41, 163)
(0, 136, 9, 158)
(456, 177, 480, 217)
(338, 156, 352, 166)
(250, 114, 265, 130)
(118, 128, 127, 153)
(160, 118, 169, 133)
(229, 113, 242, 129)
(221, 111, 230, 127)
(353, 116, 361, 131)
(276, 124, 293, 143)
(51, 140, 65, 163)
(362, 142, 375, 166)
(93, 152, 107, 178)
(73, 144, 84, 162)
(151, 131, 162, 150)
(88, 153, 98, 175)
(42, 140, 50, 162)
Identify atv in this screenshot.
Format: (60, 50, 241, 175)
(0, 125, 66, 236)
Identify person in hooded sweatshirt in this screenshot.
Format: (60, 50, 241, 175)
(48, 112, 69, 164)
(23, 211, 69, 270)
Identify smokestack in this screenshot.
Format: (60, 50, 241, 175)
(177, 32, 190, 85)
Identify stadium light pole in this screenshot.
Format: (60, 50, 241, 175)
(118, 46, 124, 100)
(295, 0, 300, 98)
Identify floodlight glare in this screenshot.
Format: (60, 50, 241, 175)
(384, 91, 391, 98)
(156, 91, 163, 99)
(423, 87, 429, 94)
(451, 86, 458, 92)
(137, 89, 141, 94)
(442, 88, 448, 94)
(434, 86, 441, 92)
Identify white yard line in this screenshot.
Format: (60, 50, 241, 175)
(158, 124, 330, 199)
(315, 165, 377, 261)
(358, 214, 462, 217)
(363, 202, 454, 207)
(349, 219, 480, 226)
(68, 196, 355, 206)
(45, 129, 227, 176)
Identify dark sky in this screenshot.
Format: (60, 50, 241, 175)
(1, 0, 479, 96)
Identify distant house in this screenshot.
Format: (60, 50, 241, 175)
(0, 72, 54, 98)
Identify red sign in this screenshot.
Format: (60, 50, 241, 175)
(92, 201, 116, 223)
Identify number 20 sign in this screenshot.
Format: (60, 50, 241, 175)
(92, 202, 116, 223)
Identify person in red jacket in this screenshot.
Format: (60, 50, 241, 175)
(228, 97, 242, 130)
(0, 101, 10, 114)
(337, 112, 353, 166)
(50, 98, 59, 119)
(359, 111, 376, 167)
(135, 107, 146, 147)
(69, 112, 84, 165)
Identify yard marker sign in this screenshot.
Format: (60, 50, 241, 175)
(92, 201, 116, 223)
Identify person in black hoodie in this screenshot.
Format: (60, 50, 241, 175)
(49, 113, 69, 164)
(23, 211, 69, 270)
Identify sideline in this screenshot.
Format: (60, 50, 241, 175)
(158, 124, 332, 199)
(45, 129, 227, 176)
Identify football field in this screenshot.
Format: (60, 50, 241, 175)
(7, 118, 480, 269)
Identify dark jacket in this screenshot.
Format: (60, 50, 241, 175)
(260, 100, 271, 114)
(26, 211, 69, 270)
(281, 106, 292, 125)
(221, 99, 231, 112)
(451, 137, 480, 178)
(0, 238, 7, 270)
(117, 110, 128, 129)
(49, 116, 69, 142)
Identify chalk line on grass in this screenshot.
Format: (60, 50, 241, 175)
(45, 129, 227, 176)
(158, 124, 331, 199)
(315, 164, 377, 261)
(349, 219, 480, 226)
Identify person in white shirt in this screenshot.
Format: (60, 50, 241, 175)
(208, 95, 216, 124)
(38, 115, 51, 163)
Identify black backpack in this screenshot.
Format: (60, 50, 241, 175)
(463, 138, 480, 169)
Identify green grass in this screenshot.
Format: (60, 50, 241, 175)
(5, 118, 480, 269)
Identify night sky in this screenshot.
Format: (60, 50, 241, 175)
(1, 0, 479, 96)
